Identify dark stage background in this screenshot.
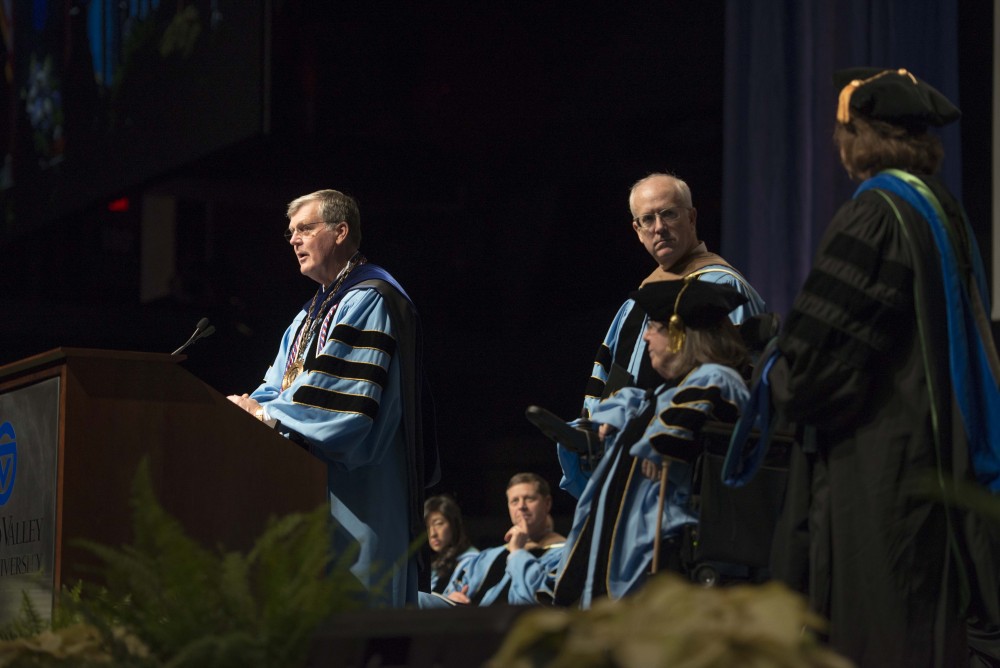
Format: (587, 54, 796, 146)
(0, 1, 993, 547)
(1, 1, 732, 543)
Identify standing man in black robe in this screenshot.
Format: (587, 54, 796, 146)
(770, 68, 1000, 667)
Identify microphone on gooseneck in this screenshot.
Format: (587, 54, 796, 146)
(172, 317, 215, 355)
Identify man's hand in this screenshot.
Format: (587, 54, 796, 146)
(505, 519, 530, 553)
(641, 458, 661, 481)
(227, 393, 261, 415)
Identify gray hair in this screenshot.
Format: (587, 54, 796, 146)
(629, 173, 693, 210)
(287, 189, 362, 246)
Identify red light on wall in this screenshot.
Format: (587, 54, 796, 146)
(107, 197, 130, 212)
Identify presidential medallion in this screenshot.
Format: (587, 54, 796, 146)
(282, 360, 303, 391)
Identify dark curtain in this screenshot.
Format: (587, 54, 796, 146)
(722, 0, 962, 316)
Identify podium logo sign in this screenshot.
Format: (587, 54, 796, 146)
(0, 379, 57, 626)
(0, 422, 14, 506)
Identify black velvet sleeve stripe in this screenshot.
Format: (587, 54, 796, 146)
(782, 194, 914, 367)
(649, 432, 701, 461)
(650, 387, 741, 461)
(649, 405, 710, 462)
(311, 354, 388, 387)
(658, 405, 710, 433)
(328, 324, 397, 357)
(669, 386, 742, 423)
(782, 310, 874, 370)
(583, 343, 612, 399)
(785, 250, 912, 364)
(292, 385, 380, 419)
(800, 269, 910, 332)
(825, 232, 912, 294)
(584, 376, 606, 400)
(594, 343, 612, 373)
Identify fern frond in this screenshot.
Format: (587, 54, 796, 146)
(0, 592, 47, 641)
(25, 456, 370, 668)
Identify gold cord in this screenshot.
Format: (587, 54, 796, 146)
(666, 277, 695, 353)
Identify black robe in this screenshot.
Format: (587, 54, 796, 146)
(769, 174, 1000, 668)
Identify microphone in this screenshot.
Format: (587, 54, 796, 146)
(172, 318, 215, 355)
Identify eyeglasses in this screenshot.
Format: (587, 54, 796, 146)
(645, 319, 667, 334)
(632, 206, 689, 231)
(284, 221, 326, 241)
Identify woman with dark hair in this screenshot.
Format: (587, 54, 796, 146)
(770, 68, 1000, 667)
(423, 495, 477, 594)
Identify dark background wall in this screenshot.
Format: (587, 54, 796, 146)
(0, 1, 992, 548)
(2, 1, 731, 544)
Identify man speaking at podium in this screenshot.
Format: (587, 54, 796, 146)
(228, 189, 435, 608)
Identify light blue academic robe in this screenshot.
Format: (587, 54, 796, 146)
(252, 284, 414, 608)
(424, 546, 480, 599)
(562, 265, 764, 498)
(552, 364, 749, 608)
(420, 542, 566, 608)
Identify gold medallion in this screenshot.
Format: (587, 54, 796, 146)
(280, 253, 365, 393)
(282, 360, 303, 391)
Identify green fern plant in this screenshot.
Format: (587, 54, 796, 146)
(0, 593, 48, 643)
(0, 457, 367, 667)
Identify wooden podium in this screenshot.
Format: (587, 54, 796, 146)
(0, 348, 326, 623)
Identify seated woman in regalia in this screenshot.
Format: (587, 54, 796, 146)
(550, 278, 751, 608)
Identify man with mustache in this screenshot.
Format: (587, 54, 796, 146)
(560, 173, 766, 499)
